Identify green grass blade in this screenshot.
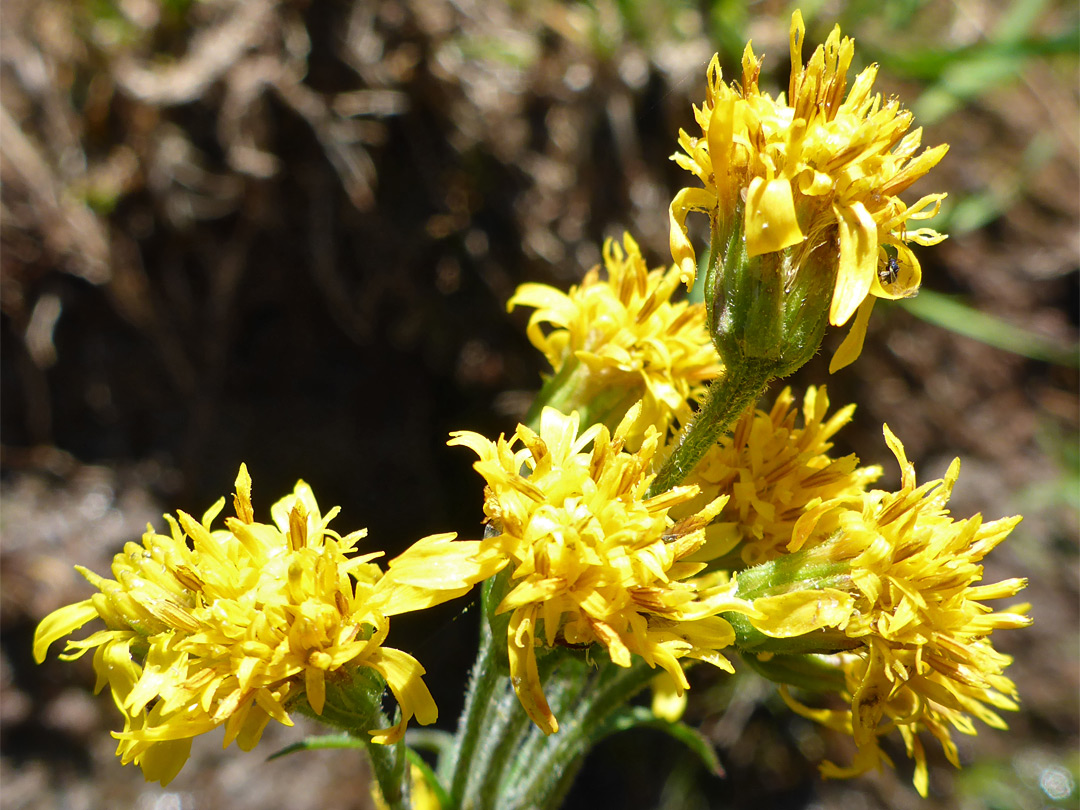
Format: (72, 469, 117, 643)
(898, 290, 1079, 367)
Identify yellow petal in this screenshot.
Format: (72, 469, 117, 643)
(745, 176, 804, 256)
(498, 577, 563, 612)
(136, 738, 193, 787)
(750, 590, 855, 637)
(789, 10, 806, 82)
(788, 502, 837, 552)
(880, 143, 949, 197)
(910, 736, 930, 798)
(881, 423, 916, 490)
(706, 95, 736, 196)
(831, 201, 878, 326)
(100, 637, 142, 704)
(200, 497, 226, 530)
(507, 608, 557, 734)
(236, 701, 277, 751)
(872, 243, 921, 300)
(374, 535, 504, 615)
(507, 282, 572, 316)
(668, 186, 717, 286)
(33, 599, 100, 663)
(650, 672, 688, 722)
(366, 646, 438, 744)
(304, 667, 326, 716)
(447, 429, 497, 460)
(118, 713, 219, 743)
(829, 296, 875, 373)
(125, 637, 185, 715)
(233, 463, 254, 523)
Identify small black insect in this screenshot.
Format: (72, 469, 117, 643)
(878, 255, 900, 287)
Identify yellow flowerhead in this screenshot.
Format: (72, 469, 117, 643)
(450, 405, 755, 734)
(677, 386, 881, 566)
(670, 11, 948, 371)
(34, 465, 496, 785)
(748, 428, 1030, 795)
(508, 233, 722, 440)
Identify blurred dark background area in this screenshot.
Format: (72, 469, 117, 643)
(1, 0, 1077, 808)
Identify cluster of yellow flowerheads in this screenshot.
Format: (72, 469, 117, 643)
(35, 9, 1030, 800)
(34, 466, 498, 785)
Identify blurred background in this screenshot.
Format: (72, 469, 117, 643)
(1, 0, 1077, 808)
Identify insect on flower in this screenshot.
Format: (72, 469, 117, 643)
(878, 255, 900, 288)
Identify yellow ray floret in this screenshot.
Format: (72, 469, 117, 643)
(670, 11, 948, 371)
(759, 428, 1029, 796)
(509, 233, 722, 439)
(450, 405, 757, 734)
(34, 465, 497, 785)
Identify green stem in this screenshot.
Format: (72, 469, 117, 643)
(364, 735, 411, 810)
(647, 359, 772, 496)
(462, 655, 571, 810)
(460, 682, 529, 809)
(443, 602, 502, 804)
(502, 659, 657, 810)
(494, 656, 592, 806)
(293, 695, 409, 810)
(523, 359, 585, 431)
(524, 358, 643, 435)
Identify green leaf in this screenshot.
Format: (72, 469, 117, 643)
(897, 291, 1080, 367)
(739, 651, 848, 693)
(266, 732, 366, 761)
(879, 32, 1077, 83)
(590, 705, 724, 776)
